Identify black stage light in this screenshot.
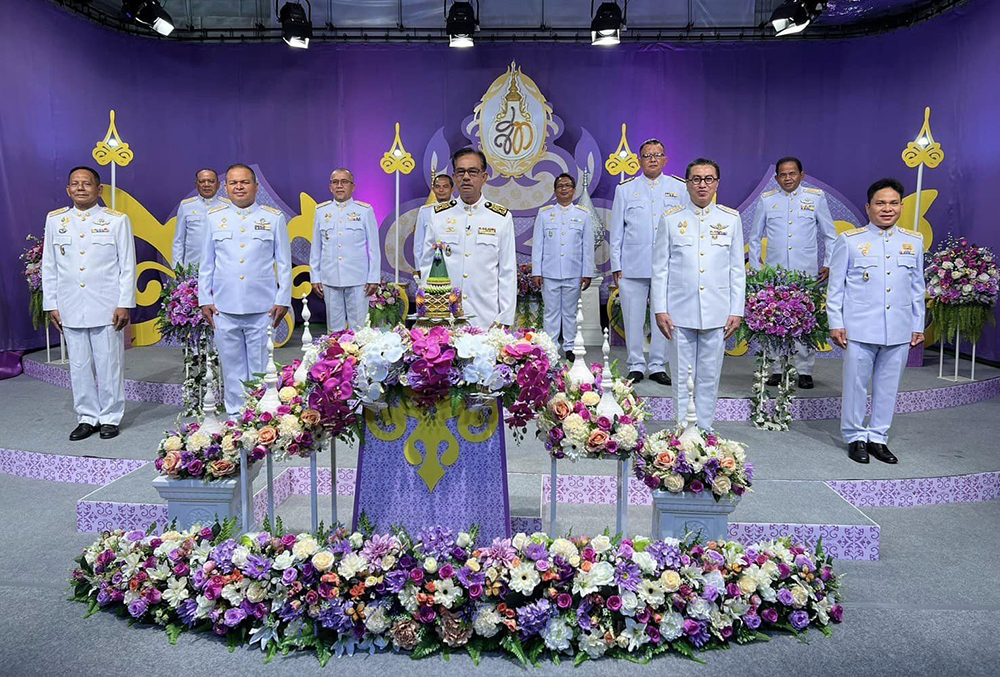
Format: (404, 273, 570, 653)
(591, 1, 625, 46)
(278, 1, 313, 49)
(121, 0, 174, 36)
(446, 1, 478, 48)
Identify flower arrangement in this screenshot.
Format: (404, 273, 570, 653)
(72, 522, 842, 666)
(238, 362, 330, 460)
(367, 280, 405, 328)
(157, 264, 212, 346)
(634, 427, 753, 500)
(515, 263, 544, 328)
(155, 420, 257, 481)
(925, 235, 999, 343)
(20, 234, 45, 330)
(735, 266, 829, 431)
(536, 364, 648, 461)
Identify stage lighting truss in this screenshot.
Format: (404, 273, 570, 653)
(591, 1, 626, 46)
(770, 0, 828, 37)
(121, 0, 174, 36)
(446, 1, 479, 48)
(278, 1, 313, 49)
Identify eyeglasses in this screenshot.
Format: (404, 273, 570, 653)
(454, 168, 484, 178)
(330, 179, 354, 186)
(640, 153, 666, 160)
(687, 176, 718, 185)
(555, 183, 575, 190)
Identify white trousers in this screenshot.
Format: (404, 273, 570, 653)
(63, 325, 125, 426)
(770, 342, 816, 376)
(324, 285, 368, 332)
(667, 326, 726, 430)
(841, 340, 909, 444)
(214, 312, 269, 415)
(619, 276, 668, 374)
(542, 277, 582, 352)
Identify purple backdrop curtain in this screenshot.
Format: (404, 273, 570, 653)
(2, 0, 998, 356)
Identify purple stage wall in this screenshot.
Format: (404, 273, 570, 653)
(2, 0, 999, 357)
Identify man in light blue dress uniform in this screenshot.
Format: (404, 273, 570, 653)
(531, 173, 594, 360)
(171, 168, 229, 267)
(827, 178, 925, 464)
(200, 164, 292, 415)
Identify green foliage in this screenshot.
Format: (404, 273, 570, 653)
(929, 302, 996, 345)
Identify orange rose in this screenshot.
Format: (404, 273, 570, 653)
(208, 459, 236, 477)
(654, 450, 676, 469)
(161, 451, 182, 475)
(258, 426, 278, 445)
(587, 429, 610, 449)
(300, 409, 321, 426)
(550, 400, 572, 420)
(720, 456, 737, 470)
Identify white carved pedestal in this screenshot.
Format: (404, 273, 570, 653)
(152, 463, 262, 530)
(650, 490, 740, 542)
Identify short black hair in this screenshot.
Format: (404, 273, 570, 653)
(554, 172, 576, 190)
(685, 158, 721, 180)
(639, 138, 664, 155)
(67, 166, 101, 184)
(451, 147, 488, 172)
(196, 168, 219, 180)
(775, 156, 802, 173)
(225, 163, 257, 183)
(432, 174, 454, 187)
(867, 178, 905, 204)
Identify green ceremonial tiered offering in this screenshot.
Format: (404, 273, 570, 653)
(416, 243, 463, 323)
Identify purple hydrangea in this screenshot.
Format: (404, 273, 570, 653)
(516, 599, 552, 638)
(416, 525, 456, 559)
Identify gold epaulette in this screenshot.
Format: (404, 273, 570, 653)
(803, 187, 823, 195)
(899, 227, 923, 239)
(103, 207, 125, 217)
(181, 196, 198, 204)
(47, 206, 69, 217)
(662, 204, 685, 217)
(620, 175, 637, 184)
(219, 197, 231, 203)
(316, 200, 332, 208)
(434, 200, 457, 214)
(761, 189, 779, 198)
(208, 204, 228, 214)
(261, 205, 282, 215)
(354, 200, 372, 208)
(485, 202, 508, 216)
(717, 204, 739, 216)
(669, 174, 685, 183)
(539, 204, 554, 212)
(844, 227, 868, 237)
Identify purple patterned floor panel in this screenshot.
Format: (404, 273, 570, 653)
(642, 375, 1000, 422)
(22, 358, 184, 406)
(727, 523, 880, 561)
(0, 448, 146, 485)
(827, 472, 1000, 508)
(77, 500, 169, 533)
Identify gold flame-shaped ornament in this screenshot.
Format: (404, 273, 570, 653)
(92, 110, 134, 167)
(380, 123, 415, 175)
(901, 107, 944, 169)
(605, 123, 639, 177)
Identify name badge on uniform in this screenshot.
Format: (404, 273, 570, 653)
(800, 204, 815, 212)
(901, 243, 915, 255)
(348, 212, 361, 222)
(665, 192, 677, 198)
(254, 219, 271, 231)
(478, 227, 496, 236)
(570, 217, 582, 223)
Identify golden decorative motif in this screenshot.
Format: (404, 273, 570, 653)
(605, 124, 640, 177)
(901, 107, 944, 169)
(92, 110, 134, 167)
(365, 399, 499, 492)
(379, 123, 416, 175)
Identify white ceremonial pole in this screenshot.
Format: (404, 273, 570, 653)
(310, 453, 319, 533)
(972, 342, 977, 381)
(45, 324, 51, 363)
(381, 123, 413, 286)
(330, 436, 338, 525)
(616, 456, 629, 537)
(240, 448, 250, 533)
(394, 167, 400, 284)
(549, 457, 557, 536)
(954, 327, 960, 381)
(257, 327, 281, 529)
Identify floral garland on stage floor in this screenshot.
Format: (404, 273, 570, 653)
(72, 522, 842, 666)
(925, 236, 999, 344)
(735, 266, 828, 431)
(20, 234, 46, 330)
(537, 364, 648, 461)
(635, 427, 753, 499)
(157, 264, 219, 416)
(515, 263, 544, 329)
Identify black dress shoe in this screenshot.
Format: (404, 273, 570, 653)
(798, 375, 814, 389)
(848, 441, 870, 464)
(627, 371, 644, 383)
(867, 442, 898, 464)
(565, 351, 575, 363)
(69, 423, 97, 441)
(766, 374, 781, 387)
(99, 424, 120, 440)
(649, 371, 671, 386)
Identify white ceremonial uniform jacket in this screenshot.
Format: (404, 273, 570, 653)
(309, 198, 381, 287)
(199, 202, 292, 314)
(530, 203, 595, 279)
(748, 186, 836, 276)
(41, 205, 136, 328)
(651, 202, 746, 330)
(171, 193, 229, 267)
(826, 224, 925, 346)
(420, 195, 516, 327)
(609, 173, 687, 278)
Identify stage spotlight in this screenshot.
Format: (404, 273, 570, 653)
(278, 1, 312, 49)
(446, 1, 478, 48)
(121, 0, 174, 36)
(591, 1, 625, 46)
(770, 1, 827, 37)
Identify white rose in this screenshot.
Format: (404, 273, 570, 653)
(790, 584, 810, 608)
(581, 391, 600, 406)
(664, 473, 685, 493)
(632, 550, 657, 574)
(312, 550, 335, 572)
(292, 535, 319, 560)
(231, 545, 250, 569)
(246, 582, 266, 603)
(589, 534, 612, 554)
(278, 386, 298, 403)
(272, 551, 294, 570)
(456, 532, 471, 548)
(423, 557, 439, 574)
(711, 475, 732, 496)
(511, 532, 528, 550)
(349, 532, 364, 549)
